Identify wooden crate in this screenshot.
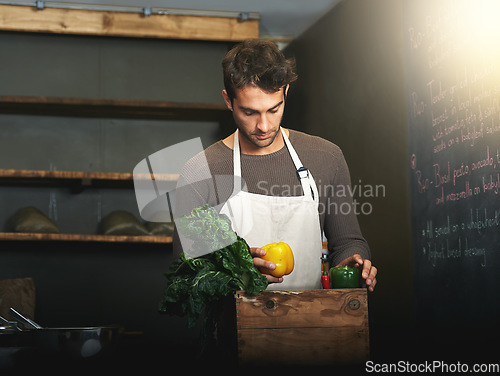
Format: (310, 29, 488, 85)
(234, 289, 369, 366)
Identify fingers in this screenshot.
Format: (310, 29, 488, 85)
(361, 259, 372, 281)
(265, 275, 284, 283)
(250, 247, 282, 284)
(368, 276, 377, 292)
(361, 259, 378, 292)
(249, 247, 264, 257)
(353, 254, 364, 266)
(366, 265, 378, 286)
(349, 255, 378, 292)
(250, 247, 275, 270)
(336, 254, 363, 268)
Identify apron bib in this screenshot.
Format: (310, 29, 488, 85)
(220, 128, 322, 290)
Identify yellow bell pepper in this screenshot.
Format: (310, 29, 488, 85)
(259, 242, 294, 278)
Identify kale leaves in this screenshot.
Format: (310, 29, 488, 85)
(159, 205, 268, 329)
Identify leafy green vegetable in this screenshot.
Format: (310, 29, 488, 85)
(159, 205, 268, 330)
(174, 204, 237, 256)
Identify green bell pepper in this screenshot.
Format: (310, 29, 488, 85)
(329, 266, 360, 288)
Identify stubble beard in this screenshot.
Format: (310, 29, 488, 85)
(237, 115, 283, 149)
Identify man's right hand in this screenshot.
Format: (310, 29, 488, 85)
(250, 247, 284, 284)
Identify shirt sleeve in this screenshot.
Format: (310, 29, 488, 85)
(324, 151, 372, 267)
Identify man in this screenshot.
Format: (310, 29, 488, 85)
(174, 39, 377, 291)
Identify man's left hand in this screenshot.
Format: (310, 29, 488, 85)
(336, 254, 377, 292)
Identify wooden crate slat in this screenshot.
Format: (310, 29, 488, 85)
(237, 326, 370, 366)
(235, 289, 368, 329)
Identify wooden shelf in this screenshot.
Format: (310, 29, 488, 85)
(0, 170, 176, 243)
(0, 95, 230, 121)
(0, 169, 135, 180)
(0, 168, 178, 189)
(0, 232, 172, 243)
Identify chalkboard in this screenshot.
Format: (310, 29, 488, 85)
(405, 0, 500, 332)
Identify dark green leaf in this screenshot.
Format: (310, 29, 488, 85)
(159, 205, 267, 332)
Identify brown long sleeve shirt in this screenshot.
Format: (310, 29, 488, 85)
(173, 129, 371, 267)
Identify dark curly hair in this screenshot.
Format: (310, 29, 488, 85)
(222, 39, 298, 102)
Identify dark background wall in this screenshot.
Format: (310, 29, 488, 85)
(284, 0, 414, 361)
(0, 31, 232, 360)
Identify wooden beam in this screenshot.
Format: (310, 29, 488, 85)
(0, 4, 259, 41)
(0, 96, 230, 121)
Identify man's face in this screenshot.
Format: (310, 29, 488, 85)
(223, 84, 287, 151)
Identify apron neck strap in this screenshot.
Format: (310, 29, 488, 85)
(281, 129, 318, 200)
(233, 129, 242, 177)
(233, 128, 318, 200)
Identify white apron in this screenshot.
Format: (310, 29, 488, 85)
(220, 128, 322, 290)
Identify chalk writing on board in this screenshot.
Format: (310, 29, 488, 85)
(419, 207, 500, 268)
(410, 145, 499, 206)
(406, 0, 500, 270)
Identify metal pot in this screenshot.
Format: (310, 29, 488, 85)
(32, 326, 116, 359)
(8, 308, 118, 360)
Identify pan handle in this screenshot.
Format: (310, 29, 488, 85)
(9, 307, 43, 329)
(0, 314, 9, 325)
